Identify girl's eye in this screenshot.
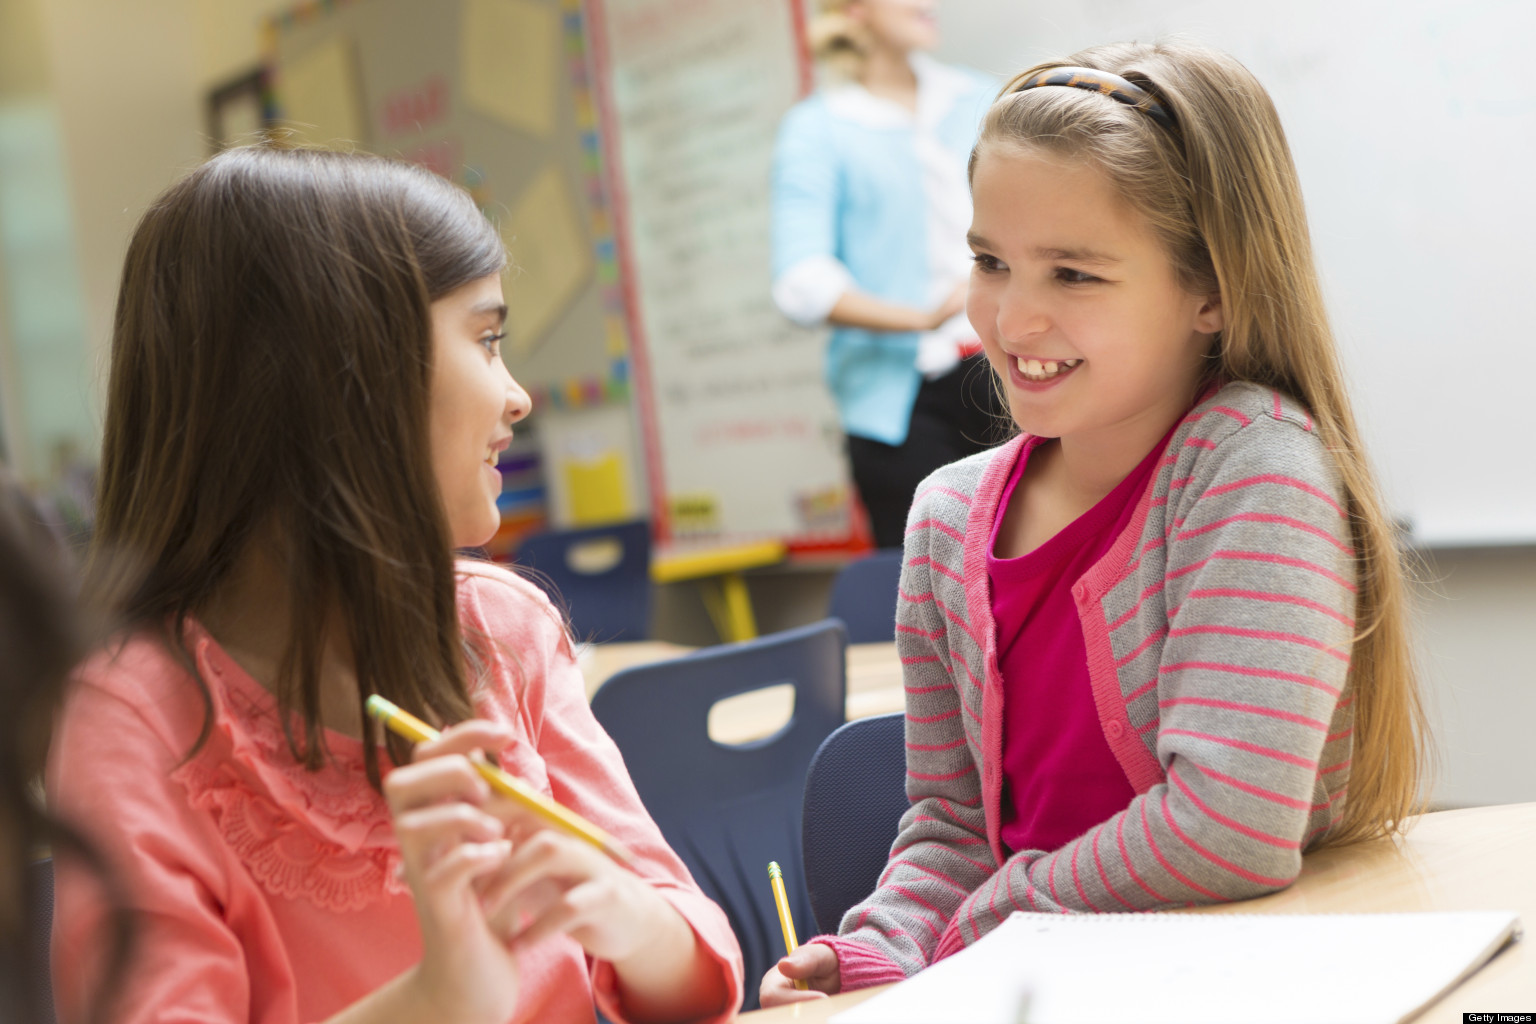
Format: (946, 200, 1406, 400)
(970, 253, 1005, 274)
(1055, 267, 1101, 285)
(480, 331, 505, 355)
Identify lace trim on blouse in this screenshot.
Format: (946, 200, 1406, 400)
(168, 629, 407, 912)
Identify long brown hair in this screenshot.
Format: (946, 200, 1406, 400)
(973, 41, 1432, 844)
(87, 146, 506, 786)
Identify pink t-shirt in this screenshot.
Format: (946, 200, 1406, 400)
(49, 561, 743, 1024)
(988, 432, 1168, 856)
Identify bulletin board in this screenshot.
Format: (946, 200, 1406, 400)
(267, 0, 645, 554)
(269, 0, 865, 549)
(586, 0, 860, 547)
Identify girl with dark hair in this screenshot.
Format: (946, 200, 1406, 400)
(0, 471, 128, 1024)
(48, 147, 741, 1024)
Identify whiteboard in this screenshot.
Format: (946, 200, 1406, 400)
(588, 0, 859, 545)
(937, 0, 1536, 546)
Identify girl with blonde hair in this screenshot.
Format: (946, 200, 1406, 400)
(763, 39, 1430, 1004)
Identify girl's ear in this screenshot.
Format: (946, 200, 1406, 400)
(1194, 292, 1224, 335)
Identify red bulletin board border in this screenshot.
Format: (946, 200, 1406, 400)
(582, 0, 859, 551)
(580, 0, 671, 539)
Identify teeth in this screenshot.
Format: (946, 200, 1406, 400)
(1014, 356, 1081, 381)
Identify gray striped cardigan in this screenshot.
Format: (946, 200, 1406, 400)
(819, 381, 1357, 987)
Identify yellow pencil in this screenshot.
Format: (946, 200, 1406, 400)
(767, 861, 808, 990)
(366, 694, 634, 867)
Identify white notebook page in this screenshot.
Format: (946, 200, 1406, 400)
(831, 910, 1520, 1024)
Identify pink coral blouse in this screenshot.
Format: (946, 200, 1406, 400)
(48, 561, 743, 1024)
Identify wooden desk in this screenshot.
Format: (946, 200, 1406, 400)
(651, 539, 789, 643)
(741, 802, 1536, 1023)
(578, 641, 905, 744)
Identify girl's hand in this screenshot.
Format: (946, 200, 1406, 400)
(478, 823, 676, 964)
(402, 721, 731, 1022)
(382, 721, 523, 1024)
(760, 943, 841, 1005)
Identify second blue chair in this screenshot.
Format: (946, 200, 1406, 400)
(801, 712, 909, 936)
(514, 519, 651, 642)
(827, 549, 905, 643)
(589, 619, 847, 1011)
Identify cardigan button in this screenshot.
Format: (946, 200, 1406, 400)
(1106, 720, 1125, 739)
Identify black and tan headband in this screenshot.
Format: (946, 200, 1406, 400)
(1011, 67, 1178, 132)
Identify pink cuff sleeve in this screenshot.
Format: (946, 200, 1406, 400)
(809, 935, 909, 992)
(932, 914, 967, 963)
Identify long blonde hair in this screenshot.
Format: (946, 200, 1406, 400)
(808, 0, 871, 79)
(974, 40, 1431, 845)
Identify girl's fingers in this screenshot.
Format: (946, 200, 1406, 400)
(477, 831, 566, 912)
(503, 880, 603, 952)
(479, 830, 590, 907)
(420, 839, 512, 895)
(760, 965, 830, 1005)
(776, 943, 838, 982)
(383, 754, 490, 815)
(394, 802, 506, 870)
(414, 719, 516, 763)
(482, 876, 564, 937)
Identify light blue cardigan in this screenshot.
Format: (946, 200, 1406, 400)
(770, 64, 995, 445)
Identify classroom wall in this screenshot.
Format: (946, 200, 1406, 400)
(7, 1, 1532, 808)
(1413, 548, 1536, 808)
(0, 0, 96, 481)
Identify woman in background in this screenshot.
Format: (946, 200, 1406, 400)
(772, 0, 1001, 547)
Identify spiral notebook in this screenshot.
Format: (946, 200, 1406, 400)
(831, 909, 1521, 1024)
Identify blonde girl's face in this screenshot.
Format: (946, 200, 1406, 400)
(850, 0, 939, 54)
(428, 273, 530, 550)
(966, 146, 1223, 447)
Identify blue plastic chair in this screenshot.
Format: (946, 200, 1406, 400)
(827, 549, 905, 643)
(589, 619, 847, 1011)
(514, 520, 651, 642)
(801, 712, 909, 936)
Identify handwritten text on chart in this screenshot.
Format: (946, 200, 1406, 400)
(604, 0, 848, 537)
(379, 75, 450, 137)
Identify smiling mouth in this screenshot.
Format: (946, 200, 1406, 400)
(1016, 357, 1082, 382)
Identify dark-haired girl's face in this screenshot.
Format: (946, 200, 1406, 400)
(428, 274, 529, 549)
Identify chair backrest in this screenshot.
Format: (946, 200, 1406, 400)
(31, 856, 56, 1024)
(589, 619, 847, 1011)
(827, 549, 905, 644)
(801, 712, 909, 936)
(514, 519, 651, 642)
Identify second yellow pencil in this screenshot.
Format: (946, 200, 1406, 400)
(768, 861, 808, 991)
